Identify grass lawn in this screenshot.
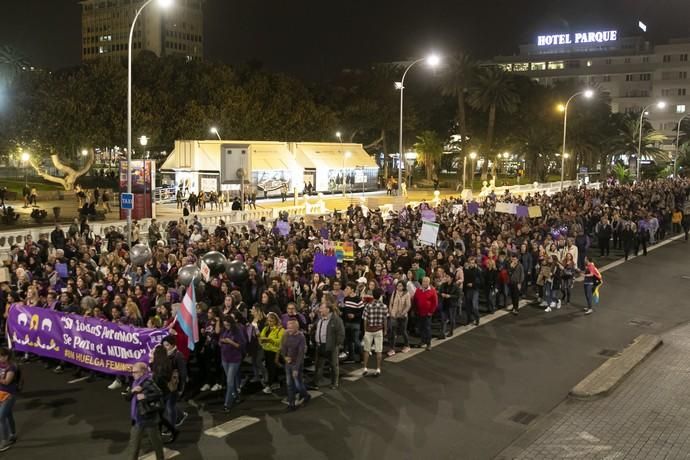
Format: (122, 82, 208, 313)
(2, 179, 63, 195)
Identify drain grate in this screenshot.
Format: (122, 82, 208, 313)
(599, 349, 619, 357)
(628, 319, 655, 328)
(509, 411, 538, 425)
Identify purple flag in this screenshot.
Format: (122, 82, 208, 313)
(467, 202, 479, 215)
(55, 262, 68, 279)
(276, 220, 290, 237)
(8, 305, 167, 375)
(313, 253, 337, 277)
(516, 205, 529, 218)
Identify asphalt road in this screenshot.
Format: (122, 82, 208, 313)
(7, 237, 690, 460)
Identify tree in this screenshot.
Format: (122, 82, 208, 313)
(439, 52, 475, 183)
(413, 131, 444, 180)
(512, 123, 560, 182)
(612, 114, 667, 164)
(468, 66, 519, 179)
(611, 163, 630, 184)
(29, 149, 95, 190)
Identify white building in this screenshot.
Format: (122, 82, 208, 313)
(491, 31, 690, 144)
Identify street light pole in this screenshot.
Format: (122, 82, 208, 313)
(637, 101, 666, 180)
(397, 54, 440, 194)
(469, 152, 477, 191)
(127, 0, 172, 248)
(675, 113, 688, 178)
(560, 89, 594, 191)
(210, 127, 222, 140)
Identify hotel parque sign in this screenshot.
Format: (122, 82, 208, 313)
(537, 30, 618, 47)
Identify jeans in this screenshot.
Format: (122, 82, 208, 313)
(463, 290, 479, 323)
(388, 317, 409, 348)
(440, 305, 456, 336)
(344, 323, 362, 361)
(486, 288, 497, 312)
(165, 392, 178, 427)
(128, 423, 164, 460)
(285, 363, 309, 406)
(544, 281, 554, 305)
(221, 361, 241, 408)
(419, 315, 432, 346)
(509, 282, 521, 310)
(0, 395, 15, 442)
(584, 283, 594, 308)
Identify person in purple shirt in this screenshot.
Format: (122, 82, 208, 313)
(280, 302, 307, 330)
(280, 318, 310, 411)
(219, 315, 246, 412)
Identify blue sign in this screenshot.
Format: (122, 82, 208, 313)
(579, 166, 589, 174)
(121, 193, 134, 210)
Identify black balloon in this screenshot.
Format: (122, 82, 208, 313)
(225, 260, 249, 283)
(178, 264, 201, 286)
(201, 251, 227, 276)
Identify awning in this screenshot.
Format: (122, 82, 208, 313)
(295, 143, 378, 170)
(250, 143, 300, 171)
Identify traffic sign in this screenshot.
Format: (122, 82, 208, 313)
(121, 193, 134, 210)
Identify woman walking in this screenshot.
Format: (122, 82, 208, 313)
(0, 348, 18, 452)
(387, 281, 411, 356)
(150, 346, 178, 443)
(259, 312, 284, 394)
(582, 256, 602, 315)
(219, 315, 246, 412)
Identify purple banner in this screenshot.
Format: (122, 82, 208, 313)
(516, 205, 529, 218)
(7, 306, 168, 375)
(421, 209, 436, 222)
(313, 253, 337, 277)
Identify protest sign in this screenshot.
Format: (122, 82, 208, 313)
(419, 220, 440, 246)
(276, 220, 290, 237)
(528, 206, 543, 218)
(467, 202, 479, 215)
(516, 205, 529, 218)
(55, 262, 68, 279)
(495, 202, 517, 214)
(313, 253, 337, 277)
(7, 306, 167, 375)
(200, 259, 211, 282)
(421, 208, 436, 222)
(274, 257, 288, 274)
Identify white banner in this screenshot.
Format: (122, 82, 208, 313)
(419, 221, 440, 247)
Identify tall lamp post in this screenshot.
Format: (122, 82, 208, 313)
(396, 53, 440, 191)
(559, 89, 594, 191)
(637, 101, 666, 180)
(469, 151, 477, 191)
(210, 127, 222, 140)
(674, 113, 688, 178)
(127, 0, 173, 248)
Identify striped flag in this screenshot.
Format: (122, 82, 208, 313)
(179, 282, 199, 351)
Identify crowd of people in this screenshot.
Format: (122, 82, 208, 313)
(0, 178, 689, 457)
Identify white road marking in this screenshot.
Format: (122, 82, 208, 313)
(204, 416, 260, 438)
(67, 376, 90, 384)
(139, 448, 179, 460)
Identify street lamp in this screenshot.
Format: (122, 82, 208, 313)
(127, 0, 173, 248)
(560, 89, 594, 190)
(342, 151, 351, 196)
(336, 131, 343, 143)
(637, 101, 666, 180)
(396, 53, 441, 191)
(469, 151, 477, 191)
(81, 149, 88, 157)
(210, 126, 222, 140)
(674, 113, 688, 178)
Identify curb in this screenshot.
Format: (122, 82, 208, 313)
(569, 334, 663, 400)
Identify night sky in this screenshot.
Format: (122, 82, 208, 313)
(0, 0, 688, 77)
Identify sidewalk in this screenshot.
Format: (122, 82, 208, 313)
(499, 322, 690, 459)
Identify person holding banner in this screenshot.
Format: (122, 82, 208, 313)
(0, 348, 18, 452)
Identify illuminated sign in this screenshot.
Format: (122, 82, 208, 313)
(537, 30, 618, 47)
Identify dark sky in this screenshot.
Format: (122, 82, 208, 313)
(1, 0, 689, 76)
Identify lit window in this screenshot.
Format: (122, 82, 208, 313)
(677, 105, 686, 114)
(513, 63, 529, 71)
(547, 61, 564, 70)
(531, 62, 546, 70)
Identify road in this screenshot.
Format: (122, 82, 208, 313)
(7, 236, 690, 460)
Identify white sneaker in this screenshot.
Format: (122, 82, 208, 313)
(211, 384, 222, 392)
(338, 352, 348, 359)
(262, 386, 273, 394)
(556, 300, 562, 309)
(544, 307, 552, 313)
(200, 384, 211, 392)
(107, 379, 122, 390)
(549, 302, 556, 308)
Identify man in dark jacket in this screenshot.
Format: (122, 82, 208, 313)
(313, 299, 345, 389)
(438, 273, 459, 338)
(50, 224, 66, 250)
(161, 336, 188, 427)
(462, 257, 482, 326)
(595, 217, 613, 257)
(508, 255, 525, 315)
(126, 362, 164, 460)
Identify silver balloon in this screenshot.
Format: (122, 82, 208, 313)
(130, 243, 152, 267)
(201, 251, 227, 276)
(178, 264, 201, 287)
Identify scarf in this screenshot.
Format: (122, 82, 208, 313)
(130, 371, 152, 422)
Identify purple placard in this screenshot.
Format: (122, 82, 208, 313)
(421, 209, 436, 222)
(55, 262, 68, 279)
(313, 253, 337, 277)
(467, 202, 479, 215)
(516, 205, 529, 218)
(276, 220, 290, 237)
(320, 227, 329, 239)
(8, 305, 167, 375)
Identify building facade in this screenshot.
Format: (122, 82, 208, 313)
(491, 31, 690, 145)
(80, 0, 204, 62)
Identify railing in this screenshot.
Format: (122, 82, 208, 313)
(477, 180, 600, 198)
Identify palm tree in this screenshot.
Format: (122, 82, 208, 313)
(413, 131, 445, 181)
(439, 52, 476, 183)
(613, 114, 667, 163)
(468, 66, 519, 180)
(611, 163, 631, 184)
(512, 123, 560, 182)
